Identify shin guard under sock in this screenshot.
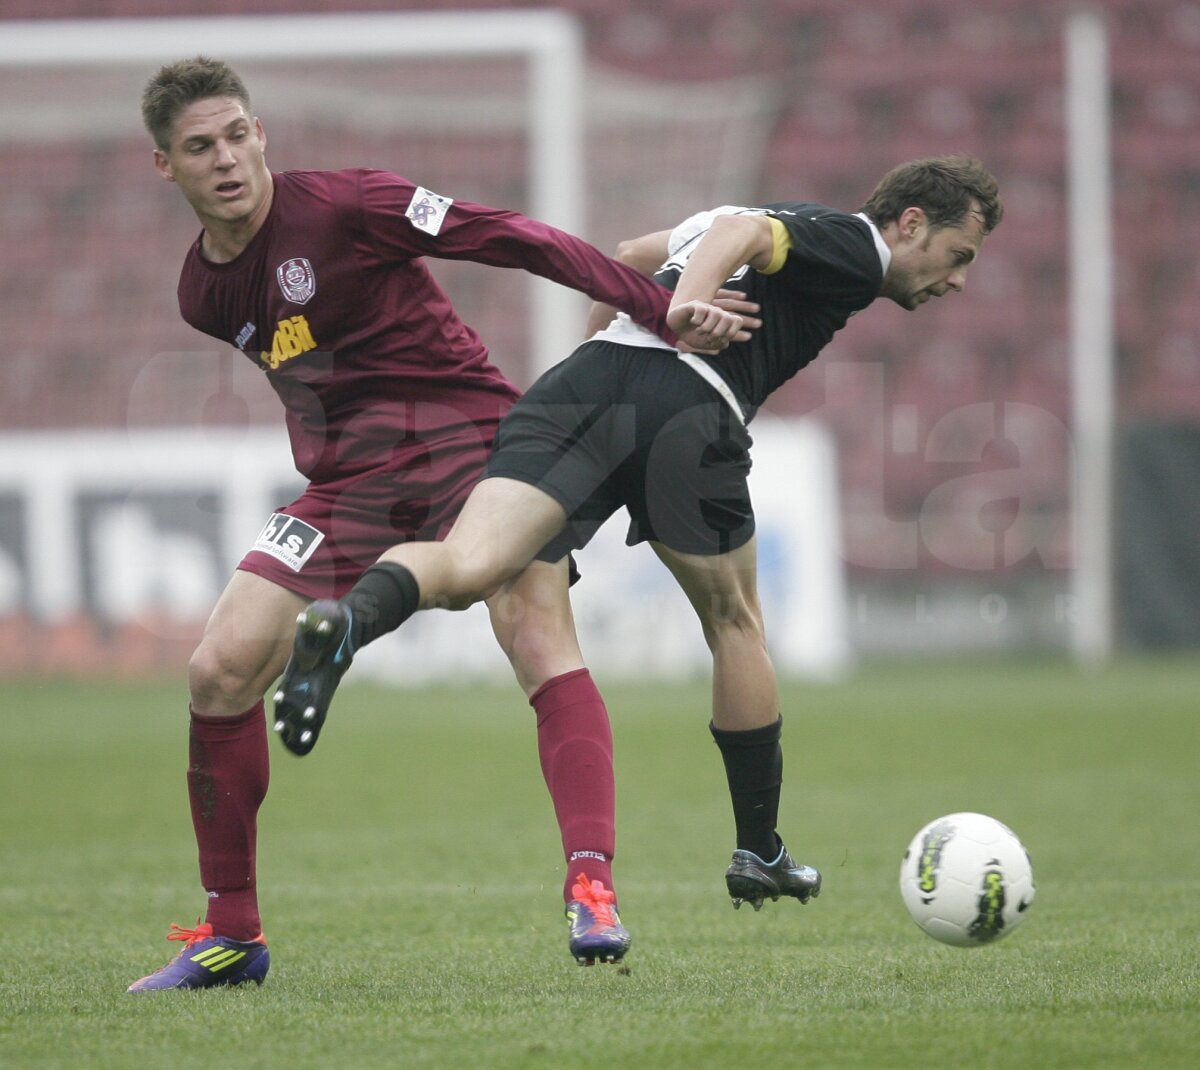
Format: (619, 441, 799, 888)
(710, 716, 784, 862)
(530, 669, 617, 902)
(188, 702, 270, 940)
(342, 561, 421, 650)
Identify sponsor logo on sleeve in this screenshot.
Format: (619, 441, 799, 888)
(250, 513, 324, 572)
(406, 186, 453, 236)
(276, 257, 316, 304)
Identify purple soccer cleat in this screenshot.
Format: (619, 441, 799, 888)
(565, 873, 631, 966)
(127, 922, 269, 992)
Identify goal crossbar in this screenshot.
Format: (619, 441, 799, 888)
(0, 11, 585, 374)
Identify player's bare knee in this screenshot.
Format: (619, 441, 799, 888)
(696, 593, 766, 651)
(501, 616, 580, 694)
(429, 576, 495, 611)
(501, 613, 555, 672)
(488, 582, 579, 690)
(188, 643, 259, 711)
(457, 560, 521, 609)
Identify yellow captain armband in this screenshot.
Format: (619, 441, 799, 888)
(760, 217, 793, 275)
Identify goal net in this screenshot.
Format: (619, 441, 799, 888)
(0, 12, 850, 680)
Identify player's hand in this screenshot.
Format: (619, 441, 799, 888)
(668, 299, 749, 354)
(712, 288, 761, 330)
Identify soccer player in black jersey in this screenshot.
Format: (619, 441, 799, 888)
(275, 155, 1002, 930)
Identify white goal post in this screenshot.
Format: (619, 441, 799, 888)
(0, 11, 586, 377)
(1065, 10, 1116, 665)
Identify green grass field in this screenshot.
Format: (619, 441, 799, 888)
(2, 657, 1198, 1069)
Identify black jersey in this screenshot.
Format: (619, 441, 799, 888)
(653, 203, 885, 421)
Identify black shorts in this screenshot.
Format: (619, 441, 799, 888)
(485, 340, 755, 559)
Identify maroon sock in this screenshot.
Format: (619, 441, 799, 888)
(188, 701, 269, 941)
(530, 669, 617, 903)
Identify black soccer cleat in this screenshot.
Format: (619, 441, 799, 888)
(272, 599, 354, 756)
(725, 844, 821, 911)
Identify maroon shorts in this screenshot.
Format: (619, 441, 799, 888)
(237, 426, 493, 601)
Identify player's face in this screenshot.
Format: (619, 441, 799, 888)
(880, 205, 987, 311)
(153, 97, 271, 233)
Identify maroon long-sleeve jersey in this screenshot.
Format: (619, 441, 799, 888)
(177, 168, 676, 484)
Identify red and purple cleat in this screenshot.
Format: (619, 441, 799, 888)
(565, 873, 631, 966)
(127, 922, 269, 992)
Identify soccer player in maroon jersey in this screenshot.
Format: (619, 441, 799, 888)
(127, 56, 747, 991)
(274, 156, 1002, 942)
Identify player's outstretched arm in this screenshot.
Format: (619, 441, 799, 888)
(669, 213, 777, 311)
(584, 229, 675, 338)
(585, 221, 761, 350)
(405, 195, 684, 345)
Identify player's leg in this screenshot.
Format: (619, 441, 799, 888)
(486, 559, 629, 966)
(390, 476, 571, 609)
(129, 570, 306, 992)
(486, 558, 584, 695)
(272, 477, 568, 756)
(190, 569, 310, 714)
(651, 539, 821, 910)
(652, 537, 777, 732)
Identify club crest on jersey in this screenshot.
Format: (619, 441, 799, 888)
(276, 257, 316, 304)
(406, 186, 453, 236)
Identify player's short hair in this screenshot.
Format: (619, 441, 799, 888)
(142, 56, 251, 151)
(862, 155, 1003, 234)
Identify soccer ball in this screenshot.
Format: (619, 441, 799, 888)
(899, 812, 1035, 947)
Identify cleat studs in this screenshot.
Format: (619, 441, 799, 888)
(316, 620, 331, 635)
(300, 730, 313, 744)
(751, 899, 764, 912)
(296, 611, 306, 624)
(303, 706, 316, 721)
(732, 899, 743, 909)
(274, 720, 285, 732)
(273, 690, 284, 703)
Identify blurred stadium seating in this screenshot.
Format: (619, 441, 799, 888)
(1, 0, 1197, 665)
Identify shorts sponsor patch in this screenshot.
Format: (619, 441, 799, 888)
(406, 186, 453, 236)
(250, 513, 324, 572)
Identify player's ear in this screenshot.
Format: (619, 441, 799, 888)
(255, 117, 266, 151)
(899, 206, 927, 239)
(153, 148, 176, 183)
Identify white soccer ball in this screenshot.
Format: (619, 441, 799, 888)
(899, 812, 1035, 947)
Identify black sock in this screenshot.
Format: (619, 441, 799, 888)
(710, 716, 784, 861)
(342, 562, 421, 650)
